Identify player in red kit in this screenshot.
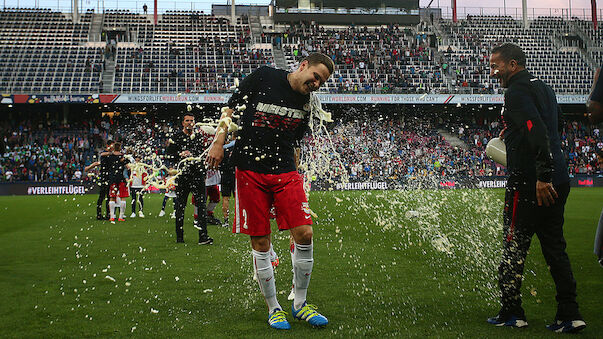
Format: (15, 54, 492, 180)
(206, 53, 334, 330)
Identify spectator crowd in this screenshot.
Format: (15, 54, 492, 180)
(1, 107, 601, 183)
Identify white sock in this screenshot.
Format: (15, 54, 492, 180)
(269, 243, 278, 262)
(207, 201, 218, 213)
(119, 200, 126, 218)
(293, 242, 313, 310)
(109, 201, 116, 219)
(290, 241, 295, 289)
(252, 249, 281, 313)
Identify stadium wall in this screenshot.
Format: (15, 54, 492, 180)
(273, 12, 420, 25)
(0, 176, 600, 196)
(0, 94, 590, 105)
(0, 181, 98, 196)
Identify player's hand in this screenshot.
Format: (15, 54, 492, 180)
(536, 180, 558, 207)
(206, 143, 224, 169)
(179, 150, 191, 158)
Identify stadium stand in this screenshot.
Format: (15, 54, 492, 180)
(2, 105, 600, 183)
(0, 8, 601, 94)
(0, 8, 602, 184)
(281, 23, 446, 94)
(0, 8, 104, 93)
(110, 10, 273, 93)
(439, 15, 594, 94)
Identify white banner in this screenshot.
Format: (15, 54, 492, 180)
(4, 93, 588, 105)
(27, 185, 87, 195)
(112, 94, 231, 103)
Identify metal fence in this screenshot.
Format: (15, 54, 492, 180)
(1, 1, 599, 21)
(439, 6, 602, 21)
(0, 0, 269, 14)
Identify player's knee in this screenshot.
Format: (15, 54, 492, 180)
(251, 236, 271, 252)
(294, 227, 313, 244)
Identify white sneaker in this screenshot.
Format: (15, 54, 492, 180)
(287, 288, 295, 301)
(138, 211, 145, 218)
(159, 210, 165, 217)
(130, 212, 136, 218)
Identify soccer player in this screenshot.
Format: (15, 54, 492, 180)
(205, 169, 222, 225)
(106, 142, 129, 223)
(206, 53, 333, 330)
(159, 170, 177, 218)
(487, 43, 585, 333)
(166, 113, 212, 244)
(85, 140, 114, 220)
(129, 155, 147, 218)
(193, 169, 222, 227)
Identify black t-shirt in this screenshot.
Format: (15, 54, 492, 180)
(228, 66, 310, 174)
(106, 153, 126, 185)
(502, 70, 568, 188)
(166, 130, 207, 177)
(98, 152, 111, 184)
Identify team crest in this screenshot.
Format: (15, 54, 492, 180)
(302, 202, 311, 215)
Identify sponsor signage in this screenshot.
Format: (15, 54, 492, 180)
(1, 94, 589, 105)
(335, 182, 389, 190)
(27, 185, 87, 195)
(311, 176, 601, 191)
(477, 179, 507, 188)
(576, 178, 594, 187)
(0, 176, 599, 195)
(0, 182, 98, 196)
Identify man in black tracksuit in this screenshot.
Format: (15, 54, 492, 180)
(487, 43, 585, 333)
(166, 113, 212, 244)
(86, 140, 114, 220)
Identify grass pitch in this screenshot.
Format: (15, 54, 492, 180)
(0, 188, 601, 338)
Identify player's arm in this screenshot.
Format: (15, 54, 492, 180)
(505, 88, 557, 206)
(587, 67, 603, 124)
(294, 147, 301, 171)
(207, 67, 261, 168)
(84, 161, 100, 172)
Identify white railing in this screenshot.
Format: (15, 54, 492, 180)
(0, 0, 270, 14)
(2, 2, 600, 22)
(439, 7, 602, 21)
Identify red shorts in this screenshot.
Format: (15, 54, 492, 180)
(233, 169, 312, 236)
(109, 182, 130, 198)
(206, 185, 220, 203)
(190, 186, 220, 205)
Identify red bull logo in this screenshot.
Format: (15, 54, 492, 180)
(577, 179, 594, 186)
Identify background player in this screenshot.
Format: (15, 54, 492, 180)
(167, 113, 212, 244)
(159, 170, 177, 218)
(84, 140, 114, 220)
(128, 154, 147, 218)
(106, 142, 129, 223)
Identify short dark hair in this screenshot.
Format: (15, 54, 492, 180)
(182, 112, 194, 120)
(303, 53, 335, 75)
(491, 43, 526, 67)
(113, 142, 122, 151)
(106, 140, 115, 146)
